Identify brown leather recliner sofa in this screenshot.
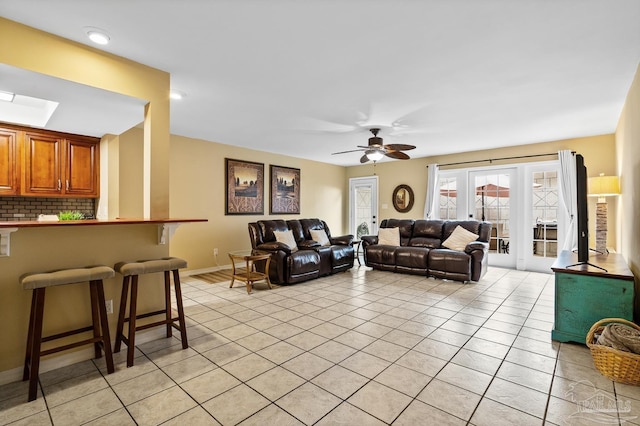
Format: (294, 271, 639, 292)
(248, 218, 354, 284)
(361, 219, 491, 282)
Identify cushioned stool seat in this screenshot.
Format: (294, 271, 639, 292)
(114, 257, 188, 367)
(21, 266, 115, 402)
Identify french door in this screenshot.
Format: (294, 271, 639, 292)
(522, 163, 562, 272)
(437, 162, 563, 272)
(468, 169, 517, 268)
(349, 176, 378, 240)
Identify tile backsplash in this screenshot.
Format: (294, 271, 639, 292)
(0, 197, 96, 221)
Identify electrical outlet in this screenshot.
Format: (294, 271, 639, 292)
(214, 248, 219, 256)
(105, 299, 113, 314)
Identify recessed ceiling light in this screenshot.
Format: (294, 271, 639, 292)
(0, 90, 15, 102)
(84, 27, 110, 45)
(170, 91, 186, 100)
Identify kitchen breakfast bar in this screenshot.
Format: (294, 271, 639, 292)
(0, 218, 206, 383)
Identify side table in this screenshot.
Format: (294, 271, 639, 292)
(228, 250, 272, 294)
(353, 240, 362, 266)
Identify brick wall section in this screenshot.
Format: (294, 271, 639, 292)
(0, 197, 96, 221)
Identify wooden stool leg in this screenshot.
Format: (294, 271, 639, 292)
(126, 275, 138, 368)
(94, 280, 115, 374)
(164, 271, 172, 338)
(23, 289, 38, 381)
(27, 288, 45, 402)
(114, 276, 130, 353)
(89, 282, 102, 359)
(173, 269, 189, 349)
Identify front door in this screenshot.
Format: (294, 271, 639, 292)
(349, 176, 379, 241)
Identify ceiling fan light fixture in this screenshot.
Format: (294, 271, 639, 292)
(366, 149, 384, 162)
(368, 136, 383, 147)
(368, 128, 384, 147)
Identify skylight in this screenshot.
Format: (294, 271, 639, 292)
(0, 93, 59, 127)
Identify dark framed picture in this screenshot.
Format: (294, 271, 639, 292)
(392, 184, 415, 213)
(225, 158, 264, 215)
(270, 165, 300, 214)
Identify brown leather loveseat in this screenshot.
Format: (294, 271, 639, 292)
(248, 219, 354, 284)
(361, 219, 491, 282)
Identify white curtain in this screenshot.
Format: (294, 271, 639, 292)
(424, 163, 439, 219)
(558, 150, 577, 251)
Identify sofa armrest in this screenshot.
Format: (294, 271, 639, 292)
(256, 242, 292, 255)
(298, 240, 321, 249)
(330, 234, 354, 246)
(465, 241, 489, 254)
(252, 249, 286, 283)
(361, 235, 378, 248)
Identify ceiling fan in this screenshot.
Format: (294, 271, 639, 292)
(332, 128, 416, 163)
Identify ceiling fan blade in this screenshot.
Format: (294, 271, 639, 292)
(385, 150, 410, 160)
(384, 143, 416, 151)
(360, 154, 370, 164)
(332, 148, 365, 155)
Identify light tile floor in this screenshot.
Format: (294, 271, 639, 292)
(2, 266, 640, 425)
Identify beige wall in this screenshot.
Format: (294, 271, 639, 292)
(110, 128, 348, 272)
(616, 64, 640, 279)
(117, 129, 146, 218)
(345, 134, 618, 248)
(167, 134, 348, 271)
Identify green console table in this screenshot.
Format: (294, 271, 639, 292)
(551, 250, 635, 344)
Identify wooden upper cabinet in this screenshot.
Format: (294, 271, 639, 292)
(0, 124, 101, 198)
(65, 138, 99, 196)
(23, 132, 63, 195)
(0, 128, 19, 195)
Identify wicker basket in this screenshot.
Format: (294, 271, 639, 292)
(586, 318, 640, 385)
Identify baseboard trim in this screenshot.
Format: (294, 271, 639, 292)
(183, 264, 232, 277)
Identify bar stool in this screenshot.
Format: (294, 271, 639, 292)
(21, 266, 115, 402)
(114, 257, 188, 367)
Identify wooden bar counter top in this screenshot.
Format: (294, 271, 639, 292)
(0, 218, 207, 228)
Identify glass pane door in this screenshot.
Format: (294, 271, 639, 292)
(525, 163, 562, 272)
(350, 177, 378, 240)
(469, 169, 516, 268)
(532, 170, 559, 258)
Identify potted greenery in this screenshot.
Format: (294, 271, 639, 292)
(58, 211, 85, 221)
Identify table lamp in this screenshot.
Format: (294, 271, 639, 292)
(588, 173, 620, 254)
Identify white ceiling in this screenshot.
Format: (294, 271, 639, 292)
(1, 0, 639, 166)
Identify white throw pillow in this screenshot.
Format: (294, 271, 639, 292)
(378, 227, 400, 246)
(274, 230, 298, 252)
(310, 229, 331, 247)
(442, 225, 479, 251)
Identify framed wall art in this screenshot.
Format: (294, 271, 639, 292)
(392, 184, 414, 213)
(270, 165, 300, 214)
(225, 158, 264, 215)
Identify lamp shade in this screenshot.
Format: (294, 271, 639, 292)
(588, 174, 620, 197)
(366, 149, 384, 162)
